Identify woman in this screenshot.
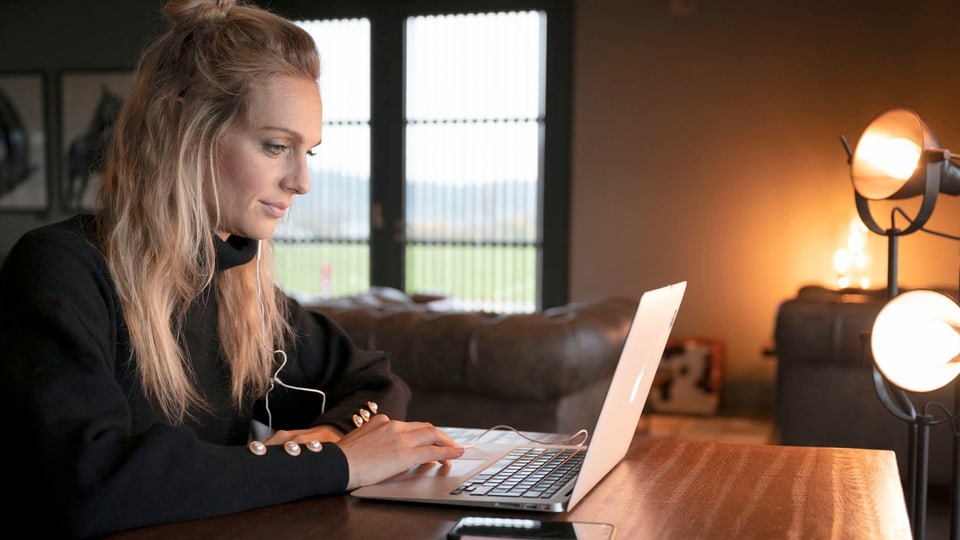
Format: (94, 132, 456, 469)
(0, 1, 462, 537)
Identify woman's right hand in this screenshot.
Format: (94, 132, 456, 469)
(336, 414, 465, 490)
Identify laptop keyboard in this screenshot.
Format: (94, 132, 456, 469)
(450, 447, 585, 498)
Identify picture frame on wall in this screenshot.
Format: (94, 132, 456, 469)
(0, 71, 48, 212)
(59, 69, 134, 213)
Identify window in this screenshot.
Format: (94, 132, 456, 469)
(274, 1, 571, 312)
(275, 19, 371, 298)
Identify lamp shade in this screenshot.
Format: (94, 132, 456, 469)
(851, 108, 960, 200)
(871, 290, 960, 393)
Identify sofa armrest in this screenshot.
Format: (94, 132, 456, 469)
(773, 296, 880, 369)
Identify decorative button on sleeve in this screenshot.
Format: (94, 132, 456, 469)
(352, 401, 380, 428)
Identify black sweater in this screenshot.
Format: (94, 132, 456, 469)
(0, 215, 411, 538)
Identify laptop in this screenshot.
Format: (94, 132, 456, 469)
(351, 281, 687, 512)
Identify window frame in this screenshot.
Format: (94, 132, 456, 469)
(274, 0, 572, 309)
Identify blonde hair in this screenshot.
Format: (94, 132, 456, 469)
(96, 0, 320, 423)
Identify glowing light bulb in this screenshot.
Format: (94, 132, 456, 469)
(848, 229, 866, 253)
(914, 320, 960, 367)
(834, 249, 852, 273)
(854, 251, 868, 270)
(857, 134, 921, 180)
(872, 291, 960, 392)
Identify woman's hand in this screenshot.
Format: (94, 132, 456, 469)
(264, 425, 344, 446)
(337, 414, 465, 490)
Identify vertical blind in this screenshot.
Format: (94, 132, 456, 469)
(278, 12, 544, 313)
(274, 18, 371, 301)
(405, 12, 543, 313)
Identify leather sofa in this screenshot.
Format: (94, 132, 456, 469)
(300, 287, 638, 434)
(774, 284, 959, 488)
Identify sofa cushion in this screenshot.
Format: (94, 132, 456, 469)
(304, 292, 637, 401)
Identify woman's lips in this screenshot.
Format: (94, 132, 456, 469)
(263, 202, 289, 218)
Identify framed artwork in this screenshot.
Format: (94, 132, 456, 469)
(647, 337, 724, 416)
(0, 71, 48, 212)
(59, 70, 134, 212)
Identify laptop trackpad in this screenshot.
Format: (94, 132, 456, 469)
(380, 459, 487, 484)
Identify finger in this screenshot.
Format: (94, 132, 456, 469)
(382, 423, 461, 451)
(413, 443, 465, 463)
(262, 430, 291, 446)
(364, 413, 389, 427)
(292, 432, 339, 444)
(429, 427, 459, 448)
(409, 423, 462, 449)
(381, 420, 461, 448)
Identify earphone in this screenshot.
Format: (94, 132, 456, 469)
(255, 240, 326, 432)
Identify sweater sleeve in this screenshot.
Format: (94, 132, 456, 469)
(256, 296, 413, 434)
(0, 221, 353, 539)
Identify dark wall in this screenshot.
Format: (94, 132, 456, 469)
(0, 0, 167, 255)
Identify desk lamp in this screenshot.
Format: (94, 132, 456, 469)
(846, 108, 960, 297)
(843, 107, 960, 540)
(872, 291, 960, 540)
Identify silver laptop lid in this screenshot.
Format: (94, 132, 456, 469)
(567, 280, 686, 509)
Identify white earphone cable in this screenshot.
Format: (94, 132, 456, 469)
(256, 240, 326, 430)
(457, 425, 590, 449)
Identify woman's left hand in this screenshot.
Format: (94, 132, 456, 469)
(264, 425, 344, 445)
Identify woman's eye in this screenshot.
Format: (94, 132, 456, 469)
(307, 149, 317, 157)
(263, 142, 287, 156)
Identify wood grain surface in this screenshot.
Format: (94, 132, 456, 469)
(108, 430, 911, 540)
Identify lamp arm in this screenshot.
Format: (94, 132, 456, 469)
(840, 134, 853, 164)
(854, 156, 942, 237)
(890, 207, 960, 242)
(902, 152, 946, 235)
(855, 192, 886, 235)
(873, 365, 918, 422)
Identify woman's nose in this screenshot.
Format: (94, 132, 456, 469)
(283, 155, 311, 195)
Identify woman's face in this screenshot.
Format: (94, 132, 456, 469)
(214, 75, 323, 241)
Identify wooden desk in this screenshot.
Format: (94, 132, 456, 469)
(108, 430, 911, 540)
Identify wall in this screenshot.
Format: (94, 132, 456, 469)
(0, 0, 166, 251)
(570, 0, 960, 415)
(2, 0, 959, 417)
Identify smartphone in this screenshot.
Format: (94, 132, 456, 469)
(446, 516, 616, 540)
